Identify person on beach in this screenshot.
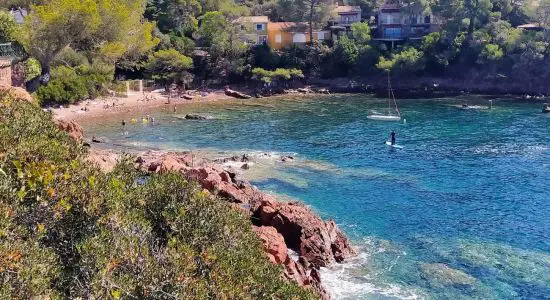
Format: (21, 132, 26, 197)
(122, 120, 126, 128)
(390, 130, 396, 145)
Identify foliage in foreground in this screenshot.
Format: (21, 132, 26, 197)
(0, 91, 316, 299)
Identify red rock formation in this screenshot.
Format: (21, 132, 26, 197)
(254, 226, 329, 300)
(255, 198, 354, 268)
(55, 119, 84, 142)
(87, 149, 119, 172)
(0, 85, 34, 102)
(93, 150, 355, 299)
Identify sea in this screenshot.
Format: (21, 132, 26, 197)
(82, 95, 550, 299)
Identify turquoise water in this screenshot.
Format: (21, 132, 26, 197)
(83, 95, 550, 299)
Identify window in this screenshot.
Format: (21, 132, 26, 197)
(256, 24, 264, 31)
(275, 34, 282, 43)
(293, 33, 306, 43)
(384, 28, 402, 39)
(317, 32, 325, 40)
(424, 15, 431, 24)
(258, 35, 267, 45)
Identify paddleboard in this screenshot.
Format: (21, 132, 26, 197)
(385, 141, 404, 149)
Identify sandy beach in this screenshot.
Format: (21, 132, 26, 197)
(52, 89, 234, 121)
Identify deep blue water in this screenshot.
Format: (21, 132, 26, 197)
(83, 95, 550, 299)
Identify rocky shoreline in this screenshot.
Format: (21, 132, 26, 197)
(86, 147, 355, 299)
(52, 114, 356, 298)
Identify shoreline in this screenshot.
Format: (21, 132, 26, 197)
(52, 85, 550, 124)
(51, 89, 234, 121)
(52, 91, 356, 299)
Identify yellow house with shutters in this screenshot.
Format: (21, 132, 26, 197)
(267, 22, 330, 50)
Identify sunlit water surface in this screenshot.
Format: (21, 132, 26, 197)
(82, 95, 550, 299)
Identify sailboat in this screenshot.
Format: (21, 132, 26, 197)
(367, 71, 402, 121)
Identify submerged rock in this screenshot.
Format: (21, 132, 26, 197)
(91, 136, 105, 143)
(185, 114, 213, 120)
(420, 263, 476, 286)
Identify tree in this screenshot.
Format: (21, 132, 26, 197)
(335, 36, 359, 68)
(351, 22, 371, 46)
(346, 0, 382, 18)
(464, 0, 492, 38)
(275, 0, 333, 43)
(303, 0, 334, 43)
(377, 47, 425, 74)
(251, 67, 303, 87)
(20, 0, 158, 91)
(0, 10, 19, 42)
(145, 48, 193, 89)
(20, 0, 101, 90)
(145, 0, 201, 36)
(198, 11, 246, 82)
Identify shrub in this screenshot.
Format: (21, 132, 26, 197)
(24, 58, 41, 82)
(0, 92, 315, 299)
(35, 65, 113, 105)
(35, 66, 88, 105)
(251, 67, 304, 85)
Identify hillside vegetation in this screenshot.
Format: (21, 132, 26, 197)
(2, 0, 550, 102)
(0, 90, 316, 299)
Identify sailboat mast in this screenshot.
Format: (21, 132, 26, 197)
(387, 70, 391, 115)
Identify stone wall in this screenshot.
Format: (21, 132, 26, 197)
(0, 58, 12, 87)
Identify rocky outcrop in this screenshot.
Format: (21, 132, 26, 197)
(254, 226, 329, 299)
(0, 85, 34, 102)
(87, 148, 120, 172)
(225, 87, 252, 99)
(88, 149, 355, 299)
(255, 198, 354, 268)
(55, 119, 84, 142)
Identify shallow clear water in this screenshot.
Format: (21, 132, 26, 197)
(83, 95, 550, 299)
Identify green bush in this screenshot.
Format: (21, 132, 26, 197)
(35, 66, 89, 105)
(35, 65, 113, 106)
(0, 91, 315, 299)
(23, 58, 41, 82)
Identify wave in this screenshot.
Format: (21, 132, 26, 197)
(469, 144, 549, 156)
(320, 237, 422, 300)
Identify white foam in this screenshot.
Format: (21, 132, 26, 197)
(320, 237, 422, 300)
(320, 264, 421, 300)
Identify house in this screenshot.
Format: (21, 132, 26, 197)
(375, 1, 441, 41)
(267, 22, 330, 50)
(334, 5, 362, 27)
(235, 16, 269, 45)
(9, 8, 27, 24)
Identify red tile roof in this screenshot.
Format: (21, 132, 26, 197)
(268, 22, 310, 32)
(335, 6, 362, 14)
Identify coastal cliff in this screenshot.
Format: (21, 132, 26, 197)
(88, 149, 355, 299)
